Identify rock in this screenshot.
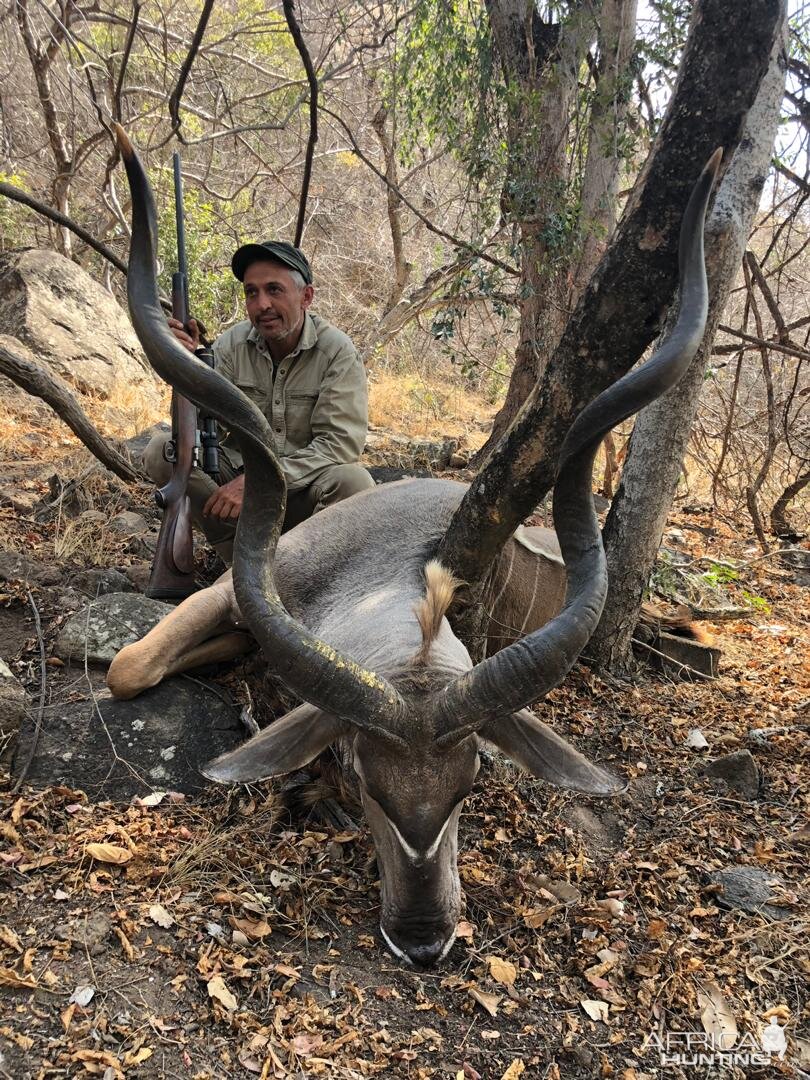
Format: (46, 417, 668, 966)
(703, 750, 760, 799)
(108, 511, 149, 537)
(13, 679, 245, 801)
(0, 658, 27, 763)
(0, 249, 160, 404)
(54, 592, 172, 664)
(123, 563, 153, 593)
(0, 550, 63, 586)
(364, 432, 459, 470)
(78, 509, 107, 526)
(69, 568, 134, 598)
(710, 866, 793, 920)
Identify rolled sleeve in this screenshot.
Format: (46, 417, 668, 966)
(281, 346, 368, 492)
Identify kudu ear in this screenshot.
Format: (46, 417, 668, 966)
(481, 708, 626, 796)
(202, 703, 345, 783)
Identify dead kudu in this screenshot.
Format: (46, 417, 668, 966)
(110, 127, 719, 967)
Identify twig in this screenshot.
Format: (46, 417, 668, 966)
(113, 0, 143, 122)
(282, 0, 318, 247)
(168, 0, 216, 135)
(11, 589, 48, 793)
(717, 323, 810, 362)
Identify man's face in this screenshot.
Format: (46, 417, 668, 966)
(242, 260, 313, 348)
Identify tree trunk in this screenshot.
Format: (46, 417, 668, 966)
(14, 0, 75, 257)
(587, 14, 788, 671)
(439, 0, 785, 658)
(371, 105, 411, 314)
(474, 0, 599, 459)
(770, 468, 810, 540)
(570, 0, 638, 303)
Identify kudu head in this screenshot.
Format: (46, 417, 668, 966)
(116, 126, 720, 967)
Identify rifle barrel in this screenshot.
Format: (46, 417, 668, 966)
(173, 152, 188, 283)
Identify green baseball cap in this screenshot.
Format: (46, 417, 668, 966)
(231, 240, 312, 284)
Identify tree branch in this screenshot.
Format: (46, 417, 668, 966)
(282, 0, 318, 247)
(0, 181, 127, 273)
(168, 0, 216, 135)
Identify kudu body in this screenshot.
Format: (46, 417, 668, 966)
(107, 499, 565, 698)
(113, 127, 719, 967)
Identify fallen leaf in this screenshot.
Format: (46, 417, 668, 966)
(488, 955, 517, 987)
(85, 843, 132, 865)
(70, 1048, 122, 1076)
(698, 982, 737, 1050)
(596, 898, 625, 919)
(228, 916, 271, 939)
(0, 968, 38, 990)
(291, 1033, 323, 1055)
(456, 920, 475, 940)
(123, 1047, 153, 1066)
(69, 984, 95, 1006)
(468, 986, 501, 1017)
(207, 974, 238, 1011)
(0, 925, 23, 952)
(149, 903, 174, 928)
(500, 1061, 525, 1080)
(581, 999, 610, 1022)
(115, 927, 135, 961)
(135, 792, 166, 807)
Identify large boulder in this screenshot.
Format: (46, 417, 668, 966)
(54, 592, 172, 665)
(0, 248, 160, 404)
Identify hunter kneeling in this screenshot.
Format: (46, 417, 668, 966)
(144, 240, 374, 564)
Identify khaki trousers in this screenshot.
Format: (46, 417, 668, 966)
(142, 431, 374, 565)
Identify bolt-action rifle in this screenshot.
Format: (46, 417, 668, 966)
(145, 153, 219, 600)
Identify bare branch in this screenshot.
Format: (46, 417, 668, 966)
(0, 180, 127, 273)
(282, 0, 318, 247)
(168, 0, 216, 135)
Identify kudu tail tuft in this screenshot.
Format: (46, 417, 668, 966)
(414, 560, 461, 665)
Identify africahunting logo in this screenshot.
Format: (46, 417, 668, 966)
(647, 1020, 787, 1067)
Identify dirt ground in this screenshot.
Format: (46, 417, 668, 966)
(0, 421, 808, 1080)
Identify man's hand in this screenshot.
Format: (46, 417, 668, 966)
(168, 316, 201, 352)
(203, 475, 245, 521)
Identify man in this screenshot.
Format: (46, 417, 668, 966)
(143, 241, 374, 564)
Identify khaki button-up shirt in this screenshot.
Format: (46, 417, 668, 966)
(212, 313, 368, 493)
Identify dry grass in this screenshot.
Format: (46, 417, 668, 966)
(367, 369, 494, 445)
(84, 380, 168, 439)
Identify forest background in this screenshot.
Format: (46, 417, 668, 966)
(0, 0, 808, 563)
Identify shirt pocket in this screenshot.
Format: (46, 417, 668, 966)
(286, 391, 318, 441)
(235, 377, 270, 418)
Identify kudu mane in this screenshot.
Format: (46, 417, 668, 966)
(413, 560, 462, 666)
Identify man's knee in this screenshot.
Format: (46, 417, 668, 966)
(313, 464, 375, 507)
(142, 431, 172, 484)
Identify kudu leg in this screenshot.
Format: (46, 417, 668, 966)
(106, 575, 251, 699)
